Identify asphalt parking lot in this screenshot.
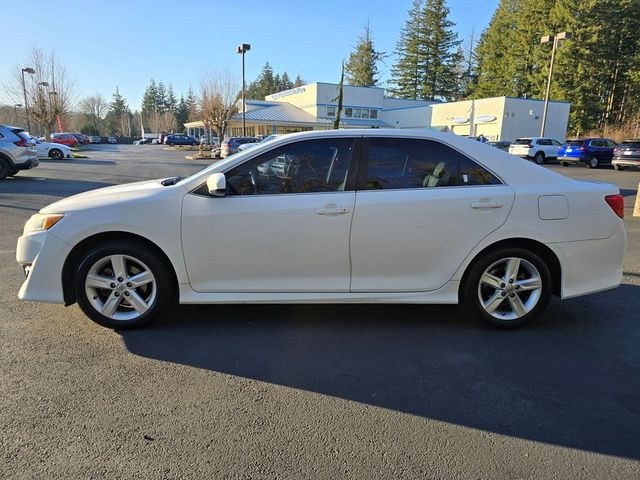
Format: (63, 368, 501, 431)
(1, 144, 639, 479)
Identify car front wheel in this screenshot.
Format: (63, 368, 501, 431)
(587, 156, 599, 168)
(463, 248, 551, 328)
(49, 148, 64, 159)
(75, 242, 173, 329)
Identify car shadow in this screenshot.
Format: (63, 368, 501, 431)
(119, 284, 640, 460)
(38, 159, 117, 166)
(0, 176, 113, 197)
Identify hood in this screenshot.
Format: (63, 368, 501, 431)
(41, 179, 179, 213)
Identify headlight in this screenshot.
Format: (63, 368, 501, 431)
(23, 213, 65, 234)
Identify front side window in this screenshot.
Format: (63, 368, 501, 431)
(344, 108, 353, 117)
(369, 110, 378, 119)
(326, 105, 336, 117)
(364, 138, 500, 190)
(225, 138, 355, 195)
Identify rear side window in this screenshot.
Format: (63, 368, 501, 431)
(621, 141, 640, 148)
(364, 138, 500, 190)
(514, 138, 531, 145)
(567, 140, 583, 146)
(537, 139, 552, 146)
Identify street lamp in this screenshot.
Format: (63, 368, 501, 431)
(237, 43, 251, 136)
(48, 91, 58, 134)
(13, 103, 22, 126)
(21, 67, 36, 132)
(540, 31, 572, 136)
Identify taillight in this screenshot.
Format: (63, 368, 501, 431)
(527, 144, 533, 148)
(614, 148, 621, 154)
(579, 147, 586, 151)
(605, 194, 624, 219)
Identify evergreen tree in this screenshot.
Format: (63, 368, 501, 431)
(280, 72, 293, 90)
(165, 84, 178, 112)
(186, 86, 198, 121)
(246, 62, 275, 99)
(274, 73, 282, 92)
(390, 0, 423, 99)
(141, 79, 159, 119)
(293, 75, 305, 87)
(345, 23, 384, 87)
(156, 81, 167, 114)
(106, 87, 132, 136)
(176, 94, 189, 130)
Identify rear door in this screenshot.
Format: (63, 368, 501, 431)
(350, 137, 515, 292)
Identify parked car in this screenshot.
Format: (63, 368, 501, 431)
(50, 133, 79, 148)
(158, 133, 170, 144)
(16, 130, 626, 330)
(488, 141, 511, 152)
(558, 138, 617, 168)
(0, 125, 38, 179)
(237, 134, 282, 152)
(31, 137, 73, 159)
(220, 137, 260, 158)
(164, 134, 198, 146)
(612, 140, 640, 171)
(508, 137, 562, 164)
(133, 138, 154, 145)
(108, 136, 117, 144)
(89, 136, 101, 144)
(69, 133, 88, 145)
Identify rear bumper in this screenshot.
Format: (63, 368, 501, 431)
(13, 156, 39, 171)
(548, 221, 626, 299)
(558, 155, 583, 163)
(612, 157, 640, 167)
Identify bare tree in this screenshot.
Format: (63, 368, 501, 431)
(200, 72, 239, 141)
(3, 47, 76, 137)
(78, 94, 108, 134)
(146, 109, 177, 135)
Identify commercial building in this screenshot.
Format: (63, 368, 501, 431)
(185, 82, 570, 142)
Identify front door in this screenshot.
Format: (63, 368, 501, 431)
(181, 137, 358, 292)
(350, 137, 515, 292)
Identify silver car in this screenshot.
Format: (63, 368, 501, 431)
(0, 125, 38, 180)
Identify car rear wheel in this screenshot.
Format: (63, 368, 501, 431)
(534, 152, 546, 165)
(49, 148, 64, 160)
(463, 247, 551, 328)
(561, 162, 570, 167)
(191, 142, 197, 146)
(75, 242, 173, 329)
(587, 156, 599, 168)
(169, 142, 175, 146)
(614, 165, 625, 171)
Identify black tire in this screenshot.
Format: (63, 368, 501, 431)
(587, 156, 599, 168)
(462, 247, 552, 328)
(0, 157, 11, 180)
(613, 164, 624, 171)
(74, 241, 174, 329)
(169, 142, 175, 146)
(8, 169, 19, 176)
(191, 142, 197, 146)
(561, 162, 570, 167)
(534, 151, 546, 165)
(49, 148, 64, 160)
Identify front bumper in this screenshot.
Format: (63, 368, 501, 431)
(612, 157, 640, 167)
(16, 230, 72, 303)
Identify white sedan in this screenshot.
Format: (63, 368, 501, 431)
(16, 130, 626, 329)
(32, 137, 73, 159)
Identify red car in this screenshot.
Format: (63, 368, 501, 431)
(50, 133, 79, 148)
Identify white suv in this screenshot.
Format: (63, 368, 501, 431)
(509, 137, 562, 165)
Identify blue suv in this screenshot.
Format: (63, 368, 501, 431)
(558, 138, 617, 168)
(164, 134, 198, 146)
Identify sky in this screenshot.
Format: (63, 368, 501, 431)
(1, 0, 498, 109)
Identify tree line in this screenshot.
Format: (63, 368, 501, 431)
(346, 0, 640, 135)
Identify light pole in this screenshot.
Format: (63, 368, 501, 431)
(540, 32, 572, 136)
(49, 91, 58, 135)
(21, 67, 35, 133)
(13, 104, 22, 125)
(37, 82, 49, 136)
(236, 43, 251, 136)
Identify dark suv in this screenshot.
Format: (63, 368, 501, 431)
(612, 140, 640, 171)
(0, 125, 39, 180)
(220, 137, 259, 158)
(557, 138, 617, 168)
(164, 134, 198, 146)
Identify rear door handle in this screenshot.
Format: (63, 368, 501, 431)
(470, 201, 503, 209)
(316, 205, 349, 215)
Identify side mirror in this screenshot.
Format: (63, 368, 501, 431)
(206, 173, 226, 197)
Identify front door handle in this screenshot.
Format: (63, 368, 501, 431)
(316, 205, 349, 215)
(470, 200, 503, 209)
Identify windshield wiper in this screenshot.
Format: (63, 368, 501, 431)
(161, 176, 184, 186)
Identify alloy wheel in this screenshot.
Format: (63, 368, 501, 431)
(589, 157, 599, 168)
(84, 254, 157, 321)
(50, 149, 63, 159)
(477, 257, 543, 321)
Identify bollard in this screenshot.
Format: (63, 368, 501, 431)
(635, 182, 640, 217)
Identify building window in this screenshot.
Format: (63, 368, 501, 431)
(326, 106, 336, 117)
(345, 108, 353, 117)
(369, 110, 378, 119)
